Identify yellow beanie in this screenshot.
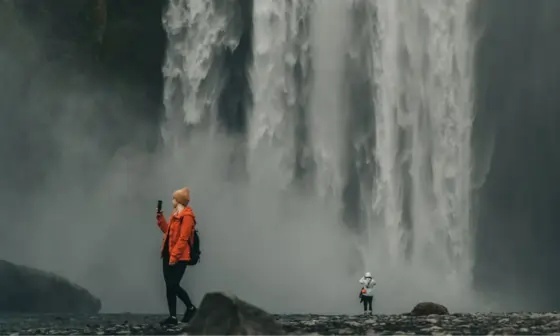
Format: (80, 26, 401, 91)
(173, 187, 190, 206)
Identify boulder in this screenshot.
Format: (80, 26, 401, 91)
(0, 260, 101, 313)
(187, 292, 285, 335)
(410, 302, 449, 316)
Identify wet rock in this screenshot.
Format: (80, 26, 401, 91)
(4, 311, 560, 335)
(187, 292, 285, 335)
(0, 260, 101, 313)
(410, 302, 449, 316)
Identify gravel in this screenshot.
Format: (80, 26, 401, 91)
(2, 312, 560, 335)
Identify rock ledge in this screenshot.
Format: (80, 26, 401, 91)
(0, 260, 101, 314)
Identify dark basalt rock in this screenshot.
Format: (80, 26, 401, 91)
(410, 302, 449, 316)
(187, 292, 286, 335)
(0, 260, 101, 314)
(4, 312, 560, 335)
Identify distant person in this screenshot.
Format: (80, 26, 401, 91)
(359, 272, 376, 314)
(156, 187, 198, 326)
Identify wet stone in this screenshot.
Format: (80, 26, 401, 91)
(2, 312, 560, 335)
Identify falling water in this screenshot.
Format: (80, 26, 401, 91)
(162, 0, 477, 309)
(307, 1, 350, 198)
(162, 0, 244, 138)
(372, 0, 475, 276)
(248, 0, 294, 187)
(247, 0, 314, 188)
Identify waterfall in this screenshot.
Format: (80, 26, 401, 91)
(161, 0, 478, 312)
(247, 0, 313, 188)
(248, 0, 295, 187)
(307, 1, 350, 198)
(372, 0, 475, 275)
(162, 0, 244, 138)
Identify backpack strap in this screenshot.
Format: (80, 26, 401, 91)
(185, 217, 196, 249)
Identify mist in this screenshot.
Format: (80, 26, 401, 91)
(0, 0, 490, 316)
(0, 1, 364, 315)
(0, 0, 165, 313)
(6, 0, 560, 316)
(471, 0, 560, 311)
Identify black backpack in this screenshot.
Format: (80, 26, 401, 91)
(187, 228, 201, 266)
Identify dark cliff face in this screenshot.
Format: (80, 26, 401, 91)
(20, 0, 166, 119)
(472, 0, 560, 310)
(0, 0, 166, 192)
(14, 0, 166, 89)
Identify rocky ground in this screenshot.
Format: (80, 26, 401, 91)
(2, 312, 560, 335)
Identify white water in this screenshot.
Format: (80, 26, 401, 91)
(307, 1, 350, 198)
(162, 0, 242, 131)
(162, 0, 480, 312)
(161, 0, 361, 314)
(247, 0, 299, 188)
(372, 0, 475, 277)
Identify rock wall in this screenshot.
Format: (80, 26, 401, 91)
(8, 0, 166, 141)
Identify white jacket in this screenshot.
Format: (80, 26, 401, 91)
(359, 277, 376, 296)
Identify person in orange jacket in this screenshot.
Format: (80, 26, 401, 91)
(156, 187, 197, 326)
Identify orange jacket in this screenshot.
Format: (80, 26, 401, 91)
(157, 206, 196, 264)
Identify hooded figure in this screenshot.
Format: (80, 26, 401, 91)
(156, 187, 198, 326)
(359, 272, 376, 314)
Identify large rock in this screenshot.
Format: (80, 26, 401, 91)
(187, 292, 285, 335)
(410, 302, 449, 316)
(0, 260, 101, 313)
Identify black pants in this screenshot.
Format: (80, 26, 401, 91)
(162, 257, 193, 317)
(362, 295, 373, 311)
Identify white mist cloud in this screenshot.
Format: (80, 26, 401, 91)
(0, 0, 512, 317)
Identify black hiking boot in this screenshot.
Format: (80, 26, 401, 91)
(159, 316, 178, 326)
(181, 307, 198, 323)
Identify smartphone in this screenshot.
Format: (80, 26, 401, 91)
(157, 200, 163, 213)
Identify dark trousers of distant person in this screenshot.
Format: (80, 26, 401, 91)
(162, 255, 194, 317)
(362, 295, 373, 312)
